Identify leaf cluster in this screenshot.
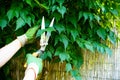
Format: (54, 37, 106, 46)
(0, 0, 119, 79)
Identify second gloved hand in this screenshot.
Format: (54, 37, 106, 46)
(26, 54, 43, 75)
(17, 26, 39, 47)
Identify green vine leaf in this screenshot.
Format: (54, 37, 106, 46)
(36, 29, 44, 38)
(54, 46, 64, 56)
(47, 51, 52, 59)
(70, 70, 82, 80)
(78, 11, 83, 21)
(66, 63, 72, 72)
(108, 31, 116, 45)
(83, 12, 89, 23)
(7, 9, 19, 21)
(59, 53, 70, 62)
(97, 27, 107, 40)
(55, 24, 65, 34)
(94, 15, 101, 22)
(16, 17, 25, 30)
(57, 6, 66, 18)
(76, 38, 85, 49)
(56, 0, 64, 5)
(68, 16, 77, 28)
(25, 0, 32, 7)
(70, 29, 79, 41)
(84, 41, 94, 53)
(105, 47, 112, 56)
(89, 13, 94, 21)
(26, 16, 32, 27)
(53, 12, 61, 22)
(110, 9, 118, 16)
(59, 34, 69, 49)
(0, 19, 7, 30)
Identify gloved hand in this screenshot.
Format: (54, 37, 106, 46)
(17, 26, 39, 47)
(25, 25, 39, 43)
(26, 54, 43, 75)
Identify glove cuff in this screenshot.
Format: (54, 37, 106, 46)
(17, 34, 28, 47)
(25, 63, 39, 78)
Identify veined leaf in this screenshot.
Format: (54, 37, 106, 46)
(20, 10, 32, 27)
(55, 24, 65, 34)
(20, 10, 28, 19)
(100, 46, 105, 54)
(53, 12, 61, 22)
(0, 19, 7, 30)
(71, 29, 79, 41)
(66, 63, 72, 72)
(30, 14, 35, 24)
(76, 38, 85, 49)
(97, 27, 107, 40)
(25, 0, 32, 7)
(84, 41, 94, 53)
(36, 29, 44, 38)
(26, 16, 32, 27)
(59, 34, 69, 49)
(78, 11, 83, 21)
(56, 0, 64, 5)
(59, 53, 70, 62)
(40, 52, 48, 60)
(94, 15, 101, 22)
(70, 70, 78, 77)
(96, 43, 105, 54)
(55, 46, 64, 56)
(49, 0, 56, 5)
(45, 27, 55, 33)
(89, 13, 94, 21)
(52, 5, 57, 12)
(16, 17, 25, 30)
(74, 76, 82, 80)
(110, 9, 118, 16)
(57, 6, 66, 18)
(54, 35, 59, 46)
(108, 31, 116, 45)
(89, 21, 93, 28)
(83, 12, 89, 23)
(105, 47, 112, 56)
(101, 6, 106, 13)
(94, 42, 101, 53)
(7, 9, 15, 21)
(46, 51, 52, 59)
(7, 9, 19, 21)
(72, 55, 83, 69)
(68, 16, 77, 28)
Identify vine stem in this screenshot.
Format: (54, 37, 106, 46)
(34, 0, 49, 11)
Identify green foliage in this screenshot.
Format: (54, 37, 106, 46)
(0, 18, 7, 30)
(97, 27, 107, 40)
(66, 63, 72, 72)
(0, 0, 119, 80)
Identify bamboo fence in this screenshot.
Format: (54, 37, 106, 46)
(8, 42, 120, 80)
(80, 45, 120, 80)
(36, 43, 120, 80)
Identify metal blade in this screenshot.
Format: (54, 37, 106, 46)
(46, 18, 55, 37)
(41, 16, 45, 29)
(40, 16, 46, 46)
(49, 18, 55, 27)
(46, 18, 55, 43)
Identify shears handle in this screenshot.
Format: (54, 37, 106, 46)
(32, 52, 39, 57)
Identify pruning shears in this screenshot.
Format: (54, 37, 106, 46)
(24, 16, 54, 67)
(33, 16, 55, 57)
